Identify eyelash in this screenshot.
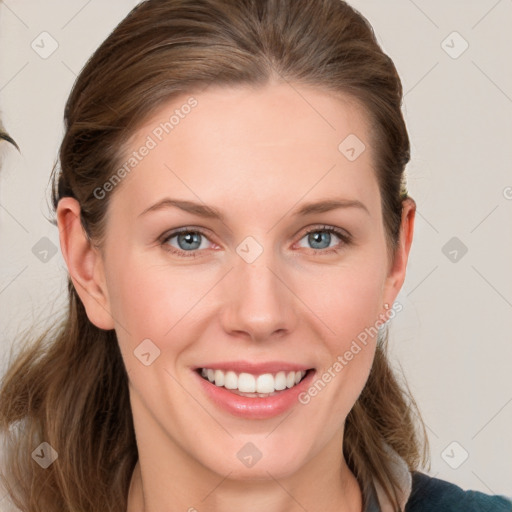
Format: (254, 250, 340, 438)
(159, 225, 352, 259)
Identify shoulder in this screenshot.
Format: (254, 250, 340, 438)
(405, 471, 512, 512)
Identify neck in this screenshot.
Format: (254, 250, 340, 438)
(127, 440, 363, 512)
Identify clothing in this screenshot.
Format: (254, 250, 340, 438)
(405, 472, 512, 511)
(364, 443, 512, 512)
(363, 472, 512, 511)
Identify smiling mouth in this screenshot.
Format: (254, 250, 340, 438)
(195, 367, 313, 397)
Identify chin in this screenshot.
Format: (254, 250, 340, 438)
(202, 445, 308, 481)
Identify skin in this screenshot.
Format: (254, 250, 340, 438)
(57, 82, 415, 512)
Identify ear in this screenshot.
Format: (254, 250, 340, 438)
(382, 197, 416, 307)
(57, 197, 115, 330)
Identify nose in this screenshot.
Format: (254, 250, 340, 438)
(219, 246, 298, 344)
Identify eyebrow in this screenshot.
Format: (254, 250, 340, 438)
(138, 197, 370, 220)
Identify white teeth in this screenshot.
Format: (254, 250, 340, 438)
(238, 373, 256, 393)
(256, 373, 274, 393)
(224, 371, 238, 390)
(199, 368, 308, 394)
(274, 371, 287, 390)
(214, 369, 224, 387)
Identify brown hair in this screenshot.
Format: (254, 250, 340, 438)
(0, 1, 429, 511)
(0, 129, 19, 151)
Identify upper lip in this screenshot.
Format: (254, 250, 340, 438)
(194, 361, 314, 374)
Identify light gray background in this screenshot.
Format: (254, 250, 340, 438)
(0, 0, 511, 500)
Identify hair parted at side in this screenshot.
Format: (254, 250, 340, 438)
(0, 1, 429, 511)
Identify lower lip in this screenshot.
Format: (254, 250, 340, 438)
(194, 369, 316, 419)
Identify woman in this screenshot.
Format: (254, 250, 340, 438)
(0, 1, 510, 511)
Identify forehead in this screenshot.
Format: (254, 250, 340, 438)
(110, 82, 380, 221)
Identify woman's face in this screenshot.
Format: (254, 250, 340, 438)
(63, 82, 414, 481)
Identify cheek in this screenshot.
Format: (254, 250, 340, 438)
(305, 271, 383, 413)
(303, 254, 386, 404)
(307, 259, 386, 345)
(104, 251, 213, 352)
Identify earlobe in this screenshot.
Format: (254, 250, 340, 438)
(382, 197, 416, 308)
(56, 197, 115, 330)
